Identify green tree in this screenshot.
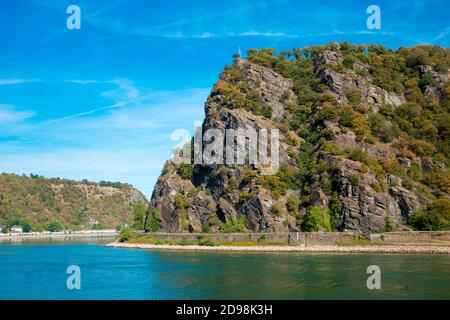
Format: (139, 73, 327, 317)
(286, 195, 299, 215)
(174, 194, 189, 209)
(261, 105, 273, 118)
(384, 216, 395, 232)
(132, 202, 147, 230)
(118, 227, 134, 242)
(177, 164, 193, 180)
(47, 222, 62, 232)
(301, 206, 331, 232)
(329, 199, 341, 230)
(22, 222, 32, 233)
(409, 199, 450, 231)
(219, 217, 246, 233)
(146, 209, 161, 232)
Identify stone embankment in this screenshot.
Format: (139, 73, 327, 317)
(107, 242, 450, 254)
(107, 231, 450, 254)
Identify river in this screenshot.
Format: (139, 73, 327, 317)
(0, 238, 449, 299)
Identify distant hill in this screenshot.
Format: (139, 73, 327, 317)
(0, 173, 147, 232)
(147, 43, 449, 233)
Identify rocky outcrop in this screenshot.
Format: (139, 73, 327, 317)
(314, 50, 406, 106)
(238, 60, 296, 119)
(417, 65, 450, 100)
(146, 45, 449, 234)
(325, 155, 423, 232)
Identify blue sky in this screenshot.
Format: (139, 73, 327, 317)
(0, 0, 449, 197)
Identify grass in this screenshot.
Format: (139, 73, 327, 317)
(126, 234, 217, 246)
(124, 234, 290, 247)
(337, 239, 388, 247)
(216, 241, 288, 246)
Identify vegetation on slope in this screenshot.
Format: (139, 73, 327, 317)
(0, 173, 147, 232)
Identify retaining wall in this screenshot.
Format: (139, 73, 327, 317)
(145, 231, 450, 246)
(146, 231, 360, 246)
(369, 231, 450, 244)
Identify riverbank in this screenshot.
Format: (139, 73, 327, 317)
(0, 230, 118, 242)
(107, 241, 450, 254)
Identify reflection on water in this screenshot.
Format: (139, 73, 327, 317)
(0, 242, 449, 300)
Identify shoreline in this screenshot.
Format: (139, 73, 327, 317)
(0, 231, 118, 242)
(106, 242, 450, 254)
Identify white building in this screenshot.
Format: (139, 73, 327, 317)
(11, 226, 23, 233)
(89, 217, 99, 226)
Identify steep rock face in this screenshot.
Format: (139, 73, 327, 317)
(148, 62, 300, 232)
(238, 60, 296, 119)
(146, 44, 449, 234)
(323, 154, 423, 232)
(147, 162, 195, 231)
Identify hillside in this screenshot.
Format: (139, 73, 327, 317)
(145, 43, 450, 234)
(0, 173, 147, 232)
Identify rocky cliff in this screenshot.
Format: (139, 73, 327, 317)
(146, 43, 450, 233)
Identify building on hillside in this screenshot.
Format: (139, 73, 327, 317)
(0, 225, 5, 233)
(89, 217, 99, 227)
(11, 226, 23, 234)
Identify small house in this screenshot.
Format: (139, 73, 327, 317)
(11, 226, 23, 233)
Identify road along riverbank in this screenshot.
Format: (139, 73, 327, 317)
(0, 230, 118, 242)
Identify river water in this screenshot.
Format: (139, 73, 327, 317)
(0, 238, 449, 299)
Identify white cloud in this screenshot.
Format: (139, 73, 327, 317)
(162, 32, 184, 38)
(64, 79, 101, 84)
(193, 32, 215, 39)
(141, 29, 399, 40)
(152, 30, 298, 39)
(0, 104, 36, 123)
(235, 31, 297, 38)
(0, 79, 40, 85)
(103, 78, 141, 104)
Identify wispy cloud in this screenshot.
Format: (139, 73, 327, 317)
(64, 79, 101, 84)
(193, 32, 215, 39)
(430, 27, 450, 42)
(149, 29, 399, 40)
(3, 0, 125, 60)
(38, 102, 126, 126)
(39, 78, 140, 125)
(0, 104, 36, 123)
(0, 84, 208, 195)
(0, 79, 40, 85)
(88, 0, 124, 18)
(190, 31, 299, 39)
(102, 78, 141, 104)
(134, 0, 286, 32)
(84, 0, 288, 43)
(235, 31, 297, 38)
